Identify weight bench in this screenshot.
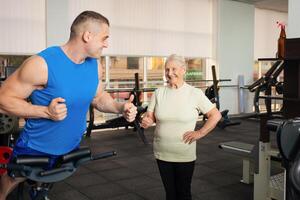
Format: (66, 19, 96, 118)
(219, 141, 255, 184)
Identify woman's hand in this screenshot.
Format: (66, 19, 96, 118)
(141, 112, 155, 128)
(183, 107, 221, 144)
(182, 131, 205, 144)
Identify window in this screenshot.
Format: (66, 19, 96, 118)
(127, 57, 139, 69)
(185, 58, 206, 88)
(0, 55, 29, 79)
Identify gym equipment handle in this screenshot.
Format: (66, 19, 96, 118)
(39, 166, 74, 177)
(91, 151, 116, 160)
(6, 163, 32, 172)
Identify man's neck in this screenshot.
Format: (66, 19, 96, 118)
(61, 41, 87, 64)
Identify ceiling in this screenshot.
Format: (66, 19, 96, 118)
(231, 0, 288, 12)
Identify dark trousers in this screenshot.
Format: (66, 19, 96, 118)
(156, 159, 195, 200)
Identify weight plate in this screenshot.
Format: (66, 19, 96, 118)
(0, 114, 18, 135)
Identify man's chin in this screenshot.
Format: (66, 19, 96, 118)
(90, 54, 102, 59)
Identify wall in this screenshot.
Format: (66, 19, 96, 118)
(288, 0, 300, 38)
(46, 0, 69, 47)
(216, 0, 254, 114)
(254, 8, 287, 59)
(0, 0, 46, 55)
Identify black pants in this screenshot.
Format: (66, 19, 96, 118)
(156, 159, 195, 200)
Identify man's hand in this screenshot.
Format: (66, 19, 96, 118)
(122, 95, 137, 122)
(47, 97, 67, 121)
(182, 131, 205, 144)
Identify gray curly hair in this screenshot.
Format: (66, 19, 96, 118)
(165, 54, 187, 69)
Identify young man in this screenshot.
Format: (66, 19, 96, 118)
(0, 11, 137, 200)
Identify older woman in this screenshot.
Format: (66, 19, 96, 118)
(141, 54, 221, 200)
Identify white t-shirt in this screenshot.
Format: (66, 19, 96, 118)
(148, 82, 214, 162)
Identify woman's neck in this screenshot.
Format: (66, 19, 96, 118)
(169, 80, 184, 89)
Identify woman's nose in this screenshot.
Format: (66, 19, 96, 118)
(167, 70, 173, 76)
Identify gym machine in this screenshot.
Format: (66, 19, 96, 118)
(253, 38, 300, 200)
(265, 118, 300, 200)
(0, 65, 20, 146)
(85, 73, 154, 144)
(248, 59, 284, 114)
(0, 146, 116, 200)
(221, 38, 300, 200)
(205, 65, 241, 128)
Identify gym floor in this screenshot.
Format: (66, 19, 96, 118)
(8, 119, 264, 200)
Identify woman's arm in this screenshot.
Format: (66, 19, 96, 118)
(183, 107, 221, 144)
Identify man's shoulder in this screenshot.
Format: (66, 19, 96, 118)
(37, 46, 60, 58)
(23, 55, 47, 68)
(39, 46, 59, 53)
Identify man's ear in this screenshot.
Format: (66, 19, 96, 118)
(82, 31, 91, 43)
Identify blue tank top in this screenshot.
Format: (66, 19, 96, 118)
(19, 46, 98, 155)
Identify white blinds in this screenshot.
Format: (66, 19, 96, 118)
(0, 0, 213, 57)
(65, 0, 213, 57)
(0, 0, 46, 55)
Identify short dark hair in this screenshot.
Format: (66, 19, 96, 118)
(70, 10, 110, 38)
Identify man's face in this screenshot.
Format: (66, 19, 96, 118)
(88, 23, 109, 58)
(164, 60, 186, 85)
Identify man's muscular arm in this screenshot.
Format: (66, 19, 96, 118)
(0, 56, 67, 120)
(91, 62, 137, 122)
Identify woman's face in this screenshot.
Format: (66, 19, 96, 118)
(165, 60, 186, 85)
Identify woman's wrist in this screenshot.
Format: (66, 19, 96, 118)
(196, 130, 205, 137)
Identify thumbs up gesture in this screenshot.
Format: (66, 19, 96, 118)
(122, 95, 137, 122)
